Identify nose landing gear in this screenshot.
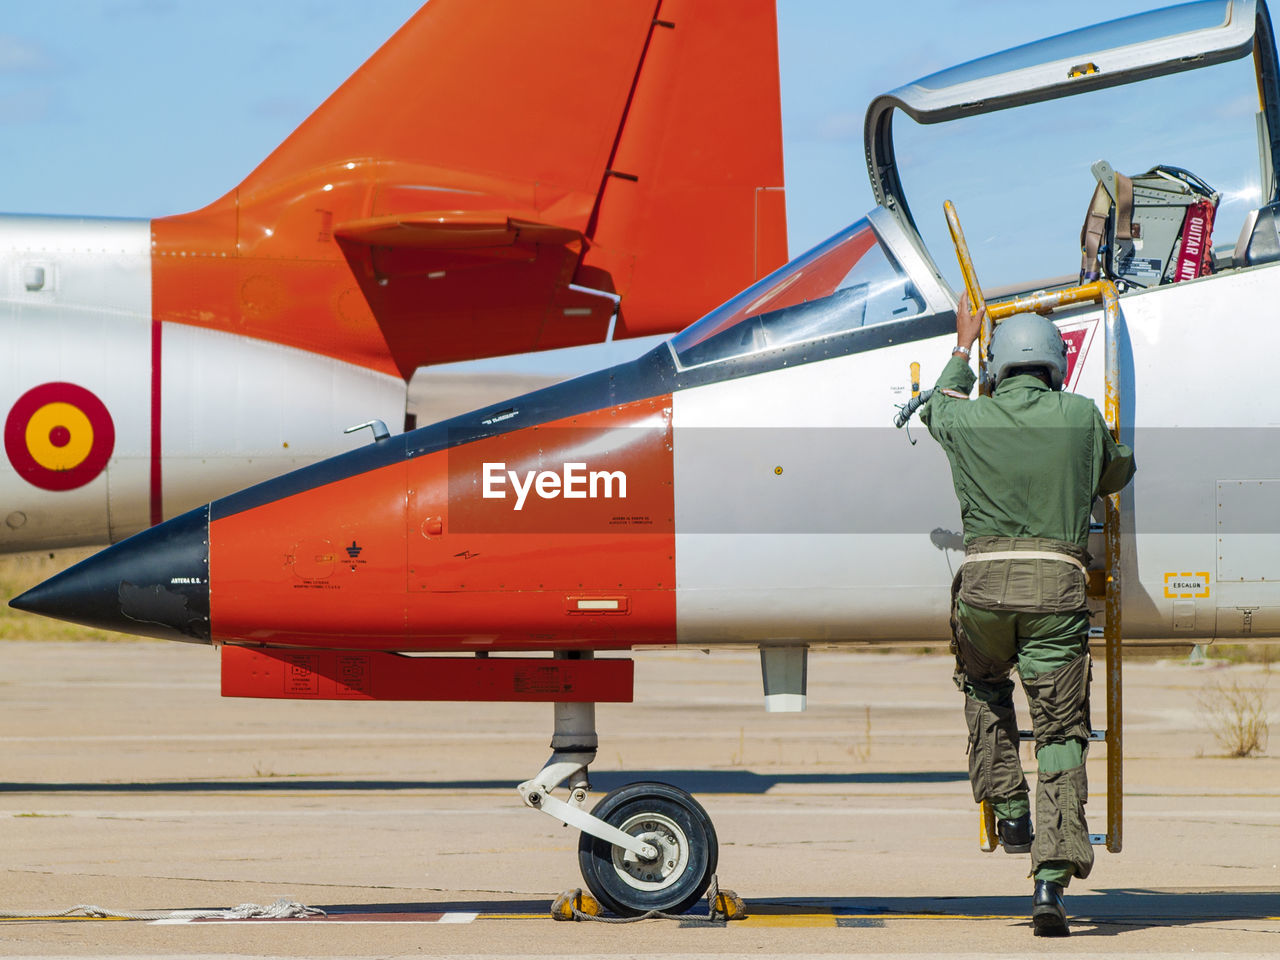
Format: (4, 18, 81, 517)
(578, 781, 718, 916)
(517, 698, 719, 916)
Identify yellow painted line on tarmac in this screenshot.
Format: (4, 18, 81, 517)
(739, 912, 836, 927)
(12, 908, 1279, 926)
(480, 911, 841, 926)
(475, 910, 1010, 926)
(854, 913, 1015, 921)
(740, 911, 1280, 927)
(738, 911, 1020, 926)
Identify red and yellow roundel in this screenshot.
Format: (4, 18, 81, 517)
(4, 383, 115, 491)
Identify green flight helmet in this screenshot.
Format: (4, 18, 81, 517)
(988, 312, 1068, 390)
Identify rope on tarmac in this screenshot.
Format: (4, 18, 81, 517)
(0, 897, 327, 921)
(551, 874, 747, 924)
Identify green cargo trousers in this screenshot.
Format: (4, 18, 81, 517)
(953, 600, 1095, 886)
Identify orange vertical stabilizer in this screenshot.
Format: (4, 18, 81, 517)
(581, 0, 790, 341)
(153, 0, 788, 379)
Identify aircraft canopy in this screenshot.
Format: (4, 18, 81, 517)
(870, 0, 1254, 128)
(862, 0, 1280, 295)
(668, 216, 930, 368)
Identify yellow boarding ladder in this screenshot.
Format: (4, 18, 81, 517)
(944, 201, 1123, 856)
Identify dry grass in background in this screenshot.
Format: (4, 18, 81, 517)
(0, 549, 144, 642)
(1198, 675, 1271, 758)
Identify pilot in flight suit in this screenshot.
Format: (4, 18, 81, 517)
(920, 294, 1135, 937)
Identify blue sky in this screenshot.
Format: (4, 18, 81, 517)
(0, 1, 1180, 372)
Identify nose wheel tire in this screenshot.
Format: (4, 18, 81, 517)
(577, 781, 718, 917)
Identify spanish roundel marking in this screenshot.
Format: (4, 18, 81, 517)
(4, 382, 115, 491)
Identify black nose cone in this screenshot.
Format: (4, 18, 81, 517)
(9, 505, 210, 643)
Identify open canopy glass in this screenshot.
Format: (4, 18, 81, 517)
(864, 0, 1280, 296)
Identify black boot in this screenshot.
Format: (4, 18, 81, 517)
(997, 813, 1033, 853)
(1032, 879, 1069, 936)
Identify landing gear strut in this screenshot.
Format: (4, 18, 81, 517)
(517, 695, 718, 916)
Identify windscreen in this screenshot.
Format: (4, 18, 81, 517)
(669, 220, 925, 368)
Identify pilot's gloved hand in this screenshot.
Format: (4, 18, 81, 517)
(956, 291, 984, 354)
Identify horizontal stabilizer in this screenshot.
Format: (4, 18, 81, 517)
(337, 208, 602, 369)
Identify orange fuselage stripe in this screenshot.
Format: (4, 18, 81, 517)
(209, 396, 677, 650)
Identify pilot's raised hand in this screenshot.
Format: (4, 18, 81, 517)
(955, 291, 985, 356)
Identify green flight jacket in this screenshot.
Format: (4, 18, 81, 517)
(921, 354, 1136, 612)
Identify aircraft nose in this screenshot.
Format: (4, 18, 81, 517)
(9, 506, 211, 643)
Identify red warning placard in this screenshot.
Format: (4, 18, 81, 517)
(1056, 316, 1099, 393)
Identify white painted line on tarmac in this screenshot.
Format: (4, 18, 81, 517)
(0, 732, 555, 743)
(0, 732, 962, 747)
(18, 681, 217, 690)
(148, 910, 479, 925)
(0, 957, 1264, 960)
(6, 805, 1280, 820)
(10, 808, 441, 819)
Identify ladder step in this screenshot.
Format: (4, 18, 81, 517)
(1088, 833, 1108, 845)
(1089, 522, 1104, 533)
(1088, 626, 1105, 639)
(1017, 729, 1107, 742)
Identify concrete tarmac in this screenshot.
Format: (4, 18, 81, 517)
(0, 640, 1276, 958)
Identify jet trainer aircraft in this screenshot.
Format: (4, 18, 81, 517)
(0, 0, 787, 553)
(13, 0, 1278, 918)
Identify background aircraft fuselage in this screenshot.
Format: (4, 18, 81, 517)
(0, 0, 788, 553)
